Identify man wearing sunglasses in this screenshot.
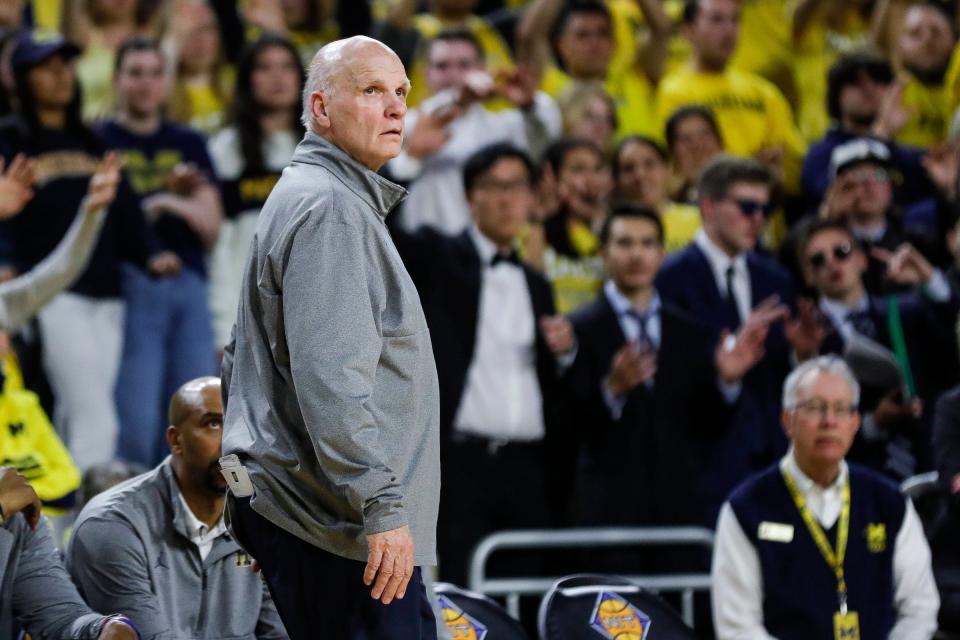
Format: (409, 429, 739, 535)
(656, 155, 813, 525)
(799, 218, 959, 479)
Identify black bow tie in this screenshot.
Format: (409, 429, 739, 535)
(490, 251, 521, 267)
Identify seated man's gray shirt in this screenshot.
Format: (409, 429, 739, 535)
(0, 514, 104, 639)
(221, 132, 441, 566)
(66, 458, 286, 639)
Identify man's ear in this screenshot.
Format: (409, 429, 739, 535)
(167, 425, 182, 456)
(311, 91, 330, 129)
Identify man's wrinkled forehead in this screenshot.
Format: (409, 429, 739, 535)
(333, 41, 409, 89)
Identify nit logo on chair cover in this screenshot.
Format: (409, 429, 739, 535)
(589, 591, 652, 640)
(437, 594, 488, 640)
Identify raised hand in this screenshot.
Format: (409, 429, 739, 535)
(405, 109, 458, 159)
(715, 296, 788, 384)
(871, 243, 934, 286)
(0, 154, 36, 220)
(85, 152, 121, 212)
(871, 79, 912, 140)
(364, 525, 415, 605)
(922, 142, 959, 201)
(498, 65, 537, 109)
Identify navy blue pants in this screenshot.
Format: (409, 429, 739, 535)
(230, 497, 437, 640)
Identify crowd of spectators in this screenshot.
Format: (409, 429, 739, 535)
(2, 0, 960, 636)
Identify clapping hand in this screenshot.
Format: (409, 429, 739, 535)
(540, 315, 575, 355)
(606, 342, 657, 396)
(784, 298, 828, 361)
(715, 296, 788, 384)
(0, 154, 35, 220)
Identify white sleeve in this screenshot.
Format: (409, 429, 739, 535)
(889, 499, 940, 640)
(387, 109, 425, 182)
(711, 502, 778, 640)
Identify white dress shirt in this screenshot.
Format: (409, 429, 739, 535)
(389, 90, 562, 234)
(694, 229, 752, 325)
(711, 449, 940, 640)
(176, 491, 228, 562)
(819, 295, 871, 343)
(453, 227, 545, 441)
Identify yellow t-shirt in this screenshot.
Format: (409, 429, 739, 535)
(943, 43, 960, 113)
(897, 73, 952, 148)
(544, 220, 605, 315)
(661, 202, 701, 253)
(656, 66, 807, 190)
(0, 356, 80, 515)
(792, 9, 871, 142)
(75, 31, 115, 123)
(406, 14, 514, 109)
(543, 65, 660, 141)
(729, 0, 796, 99)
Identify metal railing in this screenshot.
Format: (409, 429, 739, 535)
(467, 526, 715, 626)
(901, 471, 940, 499)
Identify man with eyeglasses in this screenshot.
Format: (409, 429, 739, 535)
(656, 155, 819, 524)
(711, 355, 939, 639)
(797, 218, 959, 480)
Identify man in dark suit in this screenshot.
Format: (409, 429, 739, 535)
(389, 143, 574, 586)
(566, 205, 771, 530)
(654, 155, 815, 521)
(798, 218, 959, 478)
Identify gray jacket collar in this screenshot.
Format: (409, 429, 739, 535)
(158, 457, 194, 542)
(292, 131, 407, 218)
(160, 458, 238, 566)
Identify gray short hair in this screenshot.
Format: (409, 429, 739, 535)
(782, 355, 860, 409)
(300, 36, 395, 128)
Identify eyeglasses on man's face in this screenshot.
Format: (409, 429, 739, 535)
(792, 398, 858, 420)
(807, 241, 854, 271)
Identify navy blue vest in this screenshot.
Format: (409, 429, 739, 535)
(729, 463, 905, 639)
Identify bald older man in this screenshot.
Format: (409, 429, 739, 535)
(219, 36, 440, 639)
(67, 377, 286, 639)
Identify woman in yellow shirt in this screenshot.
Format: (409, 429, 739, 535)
(612, 135, 701, 254)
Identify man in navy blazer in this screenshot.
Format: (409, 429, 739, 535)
(655, 156, 816, 521)
(797, 218, 959, 478)
(566, 205, 773, 530)
(388, 143, 574, 586)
